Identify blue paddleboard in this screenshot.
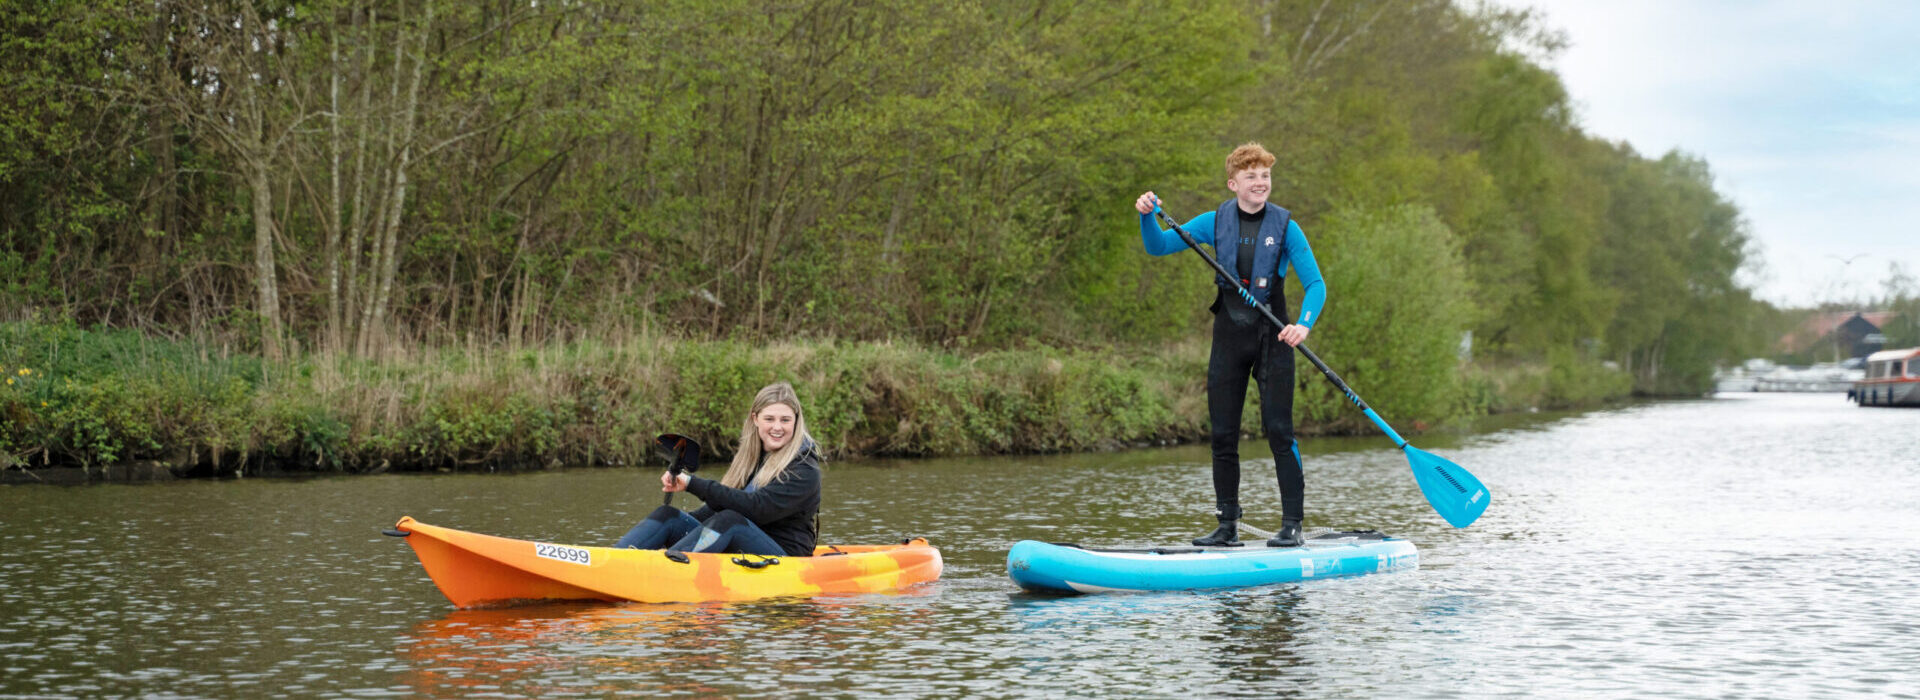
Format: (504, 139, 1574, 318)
(1007, 530, 1418, 593)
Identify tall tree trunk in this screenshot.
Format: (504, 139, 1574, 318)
(368, 153, 410, 350)
(881, 154, 913, 303)
(363, 0, 432, 355)
(509, 267, 529, 349)
(248, 161, 284, 360)
(325, 17, 346, 352)
(145, 108, 179, 257)
(145, 12, 180, 259)
(355, 1, 404, 356)
(344, 5, 376, 348)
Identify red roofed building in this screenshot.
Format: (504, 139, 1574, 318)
(1778, 311, 1896, 360)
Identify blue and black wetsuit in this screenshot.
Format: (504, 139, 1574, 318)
(1140, 201, 1326, 527)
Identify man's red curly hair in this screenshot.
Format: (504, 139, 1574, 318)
(1225, 142, 1275, 177)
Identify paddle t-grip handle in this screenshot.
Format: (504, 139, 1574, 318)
(653, 434, 702, 506)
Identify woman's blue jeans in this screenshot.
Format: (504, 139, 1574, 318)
(613, 505, 783, 555)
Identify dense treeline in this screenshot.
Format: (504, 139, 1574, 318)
(3, 0, 1779, 469)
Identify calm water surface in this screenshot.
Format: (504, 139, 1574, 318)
(3, 393, 1917, 697)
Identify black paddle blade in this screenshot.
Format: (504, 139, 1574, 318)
(653, 433, 701, 474)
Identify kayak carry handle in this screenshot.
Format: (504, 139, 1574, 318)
(382, 528, 410, 537)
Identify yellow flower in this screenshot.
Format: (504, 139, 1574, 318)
(16, 368, 27, 375)
(5, 378, 10, 385)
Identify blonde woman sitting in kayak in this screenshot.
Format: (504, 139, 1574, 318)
(614, 382, 822, 557)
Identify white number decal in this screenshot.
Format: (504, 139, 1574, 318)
(535, 543, 592, 566)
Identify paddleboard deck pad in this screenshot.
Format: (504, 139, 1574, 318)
(1007, 530, 1417, 593)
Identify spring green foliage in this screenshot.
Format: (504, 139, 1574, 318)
(1, 1, 1792, 469)
(1292, 205, 1475, 430)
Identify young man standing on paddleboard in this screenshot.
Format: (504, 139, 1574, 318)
(1134, 142, 1326, 547)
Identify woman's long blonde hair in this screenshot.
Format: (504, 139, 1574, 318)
(720, 382, 815, 489)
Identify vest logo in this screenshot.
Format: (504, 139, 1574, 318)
(1256, 277, 1268, 288)
(1265, 236, 1275, 246)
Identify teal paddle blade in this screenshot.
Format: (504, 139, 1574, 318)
(1405, 446, 1489, 528)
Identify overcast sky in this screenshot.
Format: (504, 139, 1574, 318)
(1496, 0, 1920, 307)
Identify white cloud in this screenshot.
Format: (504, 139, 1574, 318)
(1499, 0, 1920, 305)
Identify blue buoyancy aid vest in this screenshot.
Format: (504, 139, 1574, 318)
(1212, 200, 1292, 306)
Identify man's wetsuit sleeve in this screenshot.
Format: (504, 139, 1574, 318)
(1140, 210, 1217, 256)
(1285, 219, 1327, 328)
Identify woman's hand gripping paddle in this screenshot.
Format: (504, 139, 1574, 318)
(1151, 204, 1490, 528)
(652, 434, 701, 507)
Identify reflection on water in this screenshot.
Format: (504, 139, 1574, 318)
(402, 594, 942, 696)
(2, 393, 1917, 696)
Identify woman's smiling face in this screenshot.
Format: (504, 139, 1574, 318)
(756, 403, 796, 450)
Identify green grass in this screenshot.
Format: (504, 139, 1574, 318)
(1, 322, 1209, 472)
(1, 321, 1618, 474)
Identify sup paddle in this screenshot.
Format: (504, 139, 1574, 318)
(651, 434, 702, 507)
(1151, 203, 1490, 528)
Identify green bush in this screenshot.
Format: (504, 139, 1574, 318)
(1545, 346, 1633, 408)
(1460, 352, 1631, 413)
(1288, 205, 1476, 434)
(0, 322, 257, 467)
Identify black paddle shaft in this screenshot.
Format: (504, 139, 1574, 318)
(1151, 207, 1380, 421)
(1156, 206, 1491, 528)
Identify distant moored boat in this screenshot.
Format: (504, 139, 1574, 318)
(1851, 347, 1920, 407)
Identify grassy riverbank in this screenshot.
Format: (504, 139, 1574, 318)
(1, 322, 1629, 475)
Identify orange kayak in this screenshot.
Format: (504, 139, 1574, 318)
(389, 516, 944, 608)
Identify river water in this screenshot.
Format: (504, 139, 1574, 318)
(2, 392, 1916, 697)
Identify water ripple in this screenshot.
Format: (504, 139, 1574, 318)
(1, 394, 1916, 696)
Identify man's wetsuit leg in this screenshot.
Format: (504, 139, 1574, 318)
(1255, 332, 1304, 523)
(1206, 309, 1262, 522)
